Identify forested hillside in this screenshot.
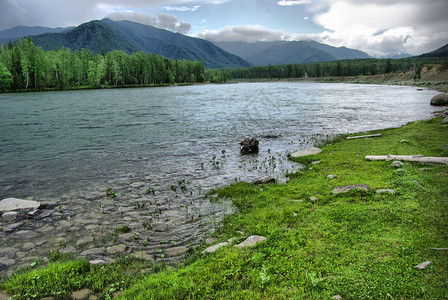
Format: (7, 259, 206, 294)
(0, 38, 230, 92)
(227, 57, 448, 79)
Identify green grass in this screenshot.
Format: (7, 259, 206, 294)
(1, 117, 448, 299)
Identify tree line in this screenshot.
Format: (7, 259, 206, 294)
(226, 57, 448, 79)
(0, 38, 233, 91)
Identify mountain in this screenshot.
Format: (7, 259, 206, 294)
(213, 40, 370, 66)
(0, 19, 251, 69)
(0, 26, 72, 44)
(419, 43, 448, 58)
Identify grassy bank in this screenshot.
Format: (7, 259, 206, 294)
(1, 116, 448, 299)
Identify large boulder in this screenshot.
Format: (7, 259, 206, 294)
(0, 198, 40, 213)
(240, 137, 259, 154)
(430, 93, 448, 106)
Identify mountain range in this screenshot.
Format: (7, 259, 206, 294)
(0, 19, 251, 69)
(213, 40, 371, 66)
(1, 19, 447, 69)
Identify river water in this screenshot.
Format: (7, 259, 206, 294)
(0, 82, 439, 200)
(0, 82, 441, 274)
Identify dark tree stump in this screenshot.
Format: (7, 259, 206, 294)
(240, 137, 259, 154)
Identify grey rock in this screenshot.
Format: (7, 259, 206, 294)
(13, 230, 37, 239)
(414, 261, 431, 269)
(80, 248, 103, 256)
(442, 116, 448, 124)
(234, 235, 266, 248)
(391, 161, 405, 167)
(310, 197, 318, 201)
(430, 93, 448, 106)
(107, 244, 128, 254)
(203, 242, 229, 254)
(0, 198, 40, 213)
(333, 296, 342, 300)
(332, 184, 369, 194)
(311, 161, 320, 165)
(4, 221, 24, 231)
(165, 246, 188, 257)
(89, 260, 107, 265)
(327, 174, 336, 179)
(240, 137, 259, 154)
(0, 258, 15, 270)
(71, 289, 92, 300)
(251, 176, 275, 184)
(205, 237, 217, 245)
(76, 236, 94, 246)
(132, 252, 154, 260)
(1, 211, 18, 221)
(395, 169, 406, 173)
(22, 242, 35, 250)
(376, 189, 396, 194)
(290, 147, 322, 158)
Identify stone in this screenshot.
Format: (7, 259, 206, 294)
(22, 242, 35, 250)
(234, 235, 267, 248)
(80, 248, 103, 256)
(3, 221, 23, 232)
(0, 198, 40, 213)
(290, 147, 322, 158)
(332, 184, 369, 194)
(311, 161, 320, 165)
(13, 230, 38, 239)
(76, 236, 94, 246)
(133, 252, 154, 260)
(395, 169, 406, 173)
(414, 261, 431, 269)
(203, 242, 229, 254)
(71, 289, 92, 300)
(376, 189, 396, 194)
(251, 176, 275, 184)
(107, 244, 128, 254)
(391, 161, 405, 167)
(165, 246, 188, 257)
(0, 258, 15, 270)
(442, 116, 448, 124)
(1, 211, 18, 221)
(327, 174, 336, 179)
(205, 237, 217, 245)
(89, 260, 107, 265)
(240, 137, 259, 154)
(0, 292, 11, 300)
(430, 93, 448, 106)
(310, 197, 318, 201)
(400, 139, 410, 143)
(333, 296, 342, 300)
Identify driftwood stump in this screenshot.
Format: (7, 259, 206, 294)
(240, 137, 259, 154)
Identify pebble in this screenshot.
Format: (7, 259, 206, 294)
(327, 174, 336, 179)
(376, 189, 396, 194)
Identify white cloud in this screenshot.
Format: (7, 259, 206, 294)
(107, 11, 192, 34)
(163, 5, 201, 11)
(277, 0, 311, 6)
(198, 25, 288, 43)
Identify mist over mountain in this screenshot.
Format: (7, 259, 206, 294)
(213, 40, 370, 66)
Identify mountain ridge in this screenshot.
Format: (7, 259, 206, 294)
(213, 40, 370, 66)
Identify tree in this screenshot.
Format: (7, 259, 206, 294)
(0, 61, 12, 90)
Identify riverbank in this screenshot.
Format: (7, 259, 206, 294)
(235, 62, 448, 93)
(1, 108, 447, 299)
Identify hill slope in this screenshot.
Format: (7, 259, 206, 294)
(419, 43, 448, 58)
(214, 40, 370, 66)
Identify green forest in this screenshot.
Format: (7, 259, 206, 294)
(227, 57, 448, 79)
(0, 38, 231, 92)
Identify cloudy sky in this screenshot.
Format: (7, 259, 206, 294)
(1, 0, 447, 57)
